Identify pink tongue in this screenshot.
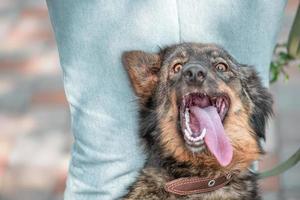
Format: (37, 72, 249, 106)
(190, 106, 233, 166)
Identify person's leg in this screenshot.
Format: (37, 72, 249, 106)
(47, 0, 287, 199)
(46, 1, 180, 199)
(177, 0, 287, 86)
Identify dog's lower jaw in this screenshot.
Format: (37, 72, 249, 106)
(122, 167, 261, 200)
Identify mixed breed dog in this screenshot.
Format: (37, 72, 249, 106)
(121, 43, 273, 199)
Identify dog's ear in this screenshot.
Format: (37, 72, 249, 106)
(240, 66, 273, 140)
(122, 51, 161, 105)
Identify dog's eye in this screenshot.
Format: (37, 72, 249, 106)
(215, 63, 228, 72)
(173, 63, 183, 73)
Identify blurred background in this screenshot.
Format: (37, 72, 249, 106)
(0, 0, 299, 200)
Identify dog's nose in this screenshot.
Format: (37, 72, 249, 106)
(183, 65, 207, 85)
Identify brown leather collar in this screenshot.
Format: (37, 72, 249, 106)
(164, 173, 234, 196)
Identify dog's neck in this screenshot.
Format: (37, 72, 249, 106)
(162, 157, 230, 178)
(146, 149, 234, 178)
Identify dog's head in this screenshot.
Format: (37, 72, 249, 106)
(122, 43, 272, 170)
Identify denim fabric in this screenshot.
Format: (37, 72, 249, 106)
(46, 0, 286, 199)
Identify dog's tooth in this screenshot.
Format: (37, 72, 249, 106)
(188, 129, 206, 142)
(185, 129, 193, 139)
(185, 130, 192, 138)
(184, 111, 189, 124)
(185, 108, 190, 122)
(185, 110, 194, 136)
(192, 135, 202, 142)
(184, 129, 189, 136)
(188, 128, 193, 136)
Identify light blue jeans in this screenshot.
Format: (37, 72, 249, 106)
(46, 1, 286, 199)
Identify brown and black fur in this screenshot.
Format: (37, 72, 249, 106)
(122, 43, 273, 200)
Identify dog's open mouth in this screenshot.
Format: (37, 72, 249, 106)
(180, 92, 233, 166)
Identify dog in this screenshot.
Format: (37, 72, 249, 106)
(122, 43, 273, 200)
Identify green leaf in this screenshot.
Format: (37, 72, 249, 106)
(270, 4, 300, 84)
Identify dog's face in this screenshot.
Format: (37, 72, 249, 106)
(123, 43, 272, 170)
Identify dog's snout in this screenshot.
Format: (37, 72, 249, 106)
(183, 65, 207, 85)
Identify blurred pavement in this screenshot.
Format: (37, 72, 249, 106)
(0, 0, 299, 199)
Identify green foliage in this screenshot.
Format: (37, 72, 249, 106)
(270, 5, 300, 84)
(269, 44, 296, 84)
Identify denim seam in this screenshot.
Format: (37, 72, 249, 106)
(175, 0, 182, 42)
